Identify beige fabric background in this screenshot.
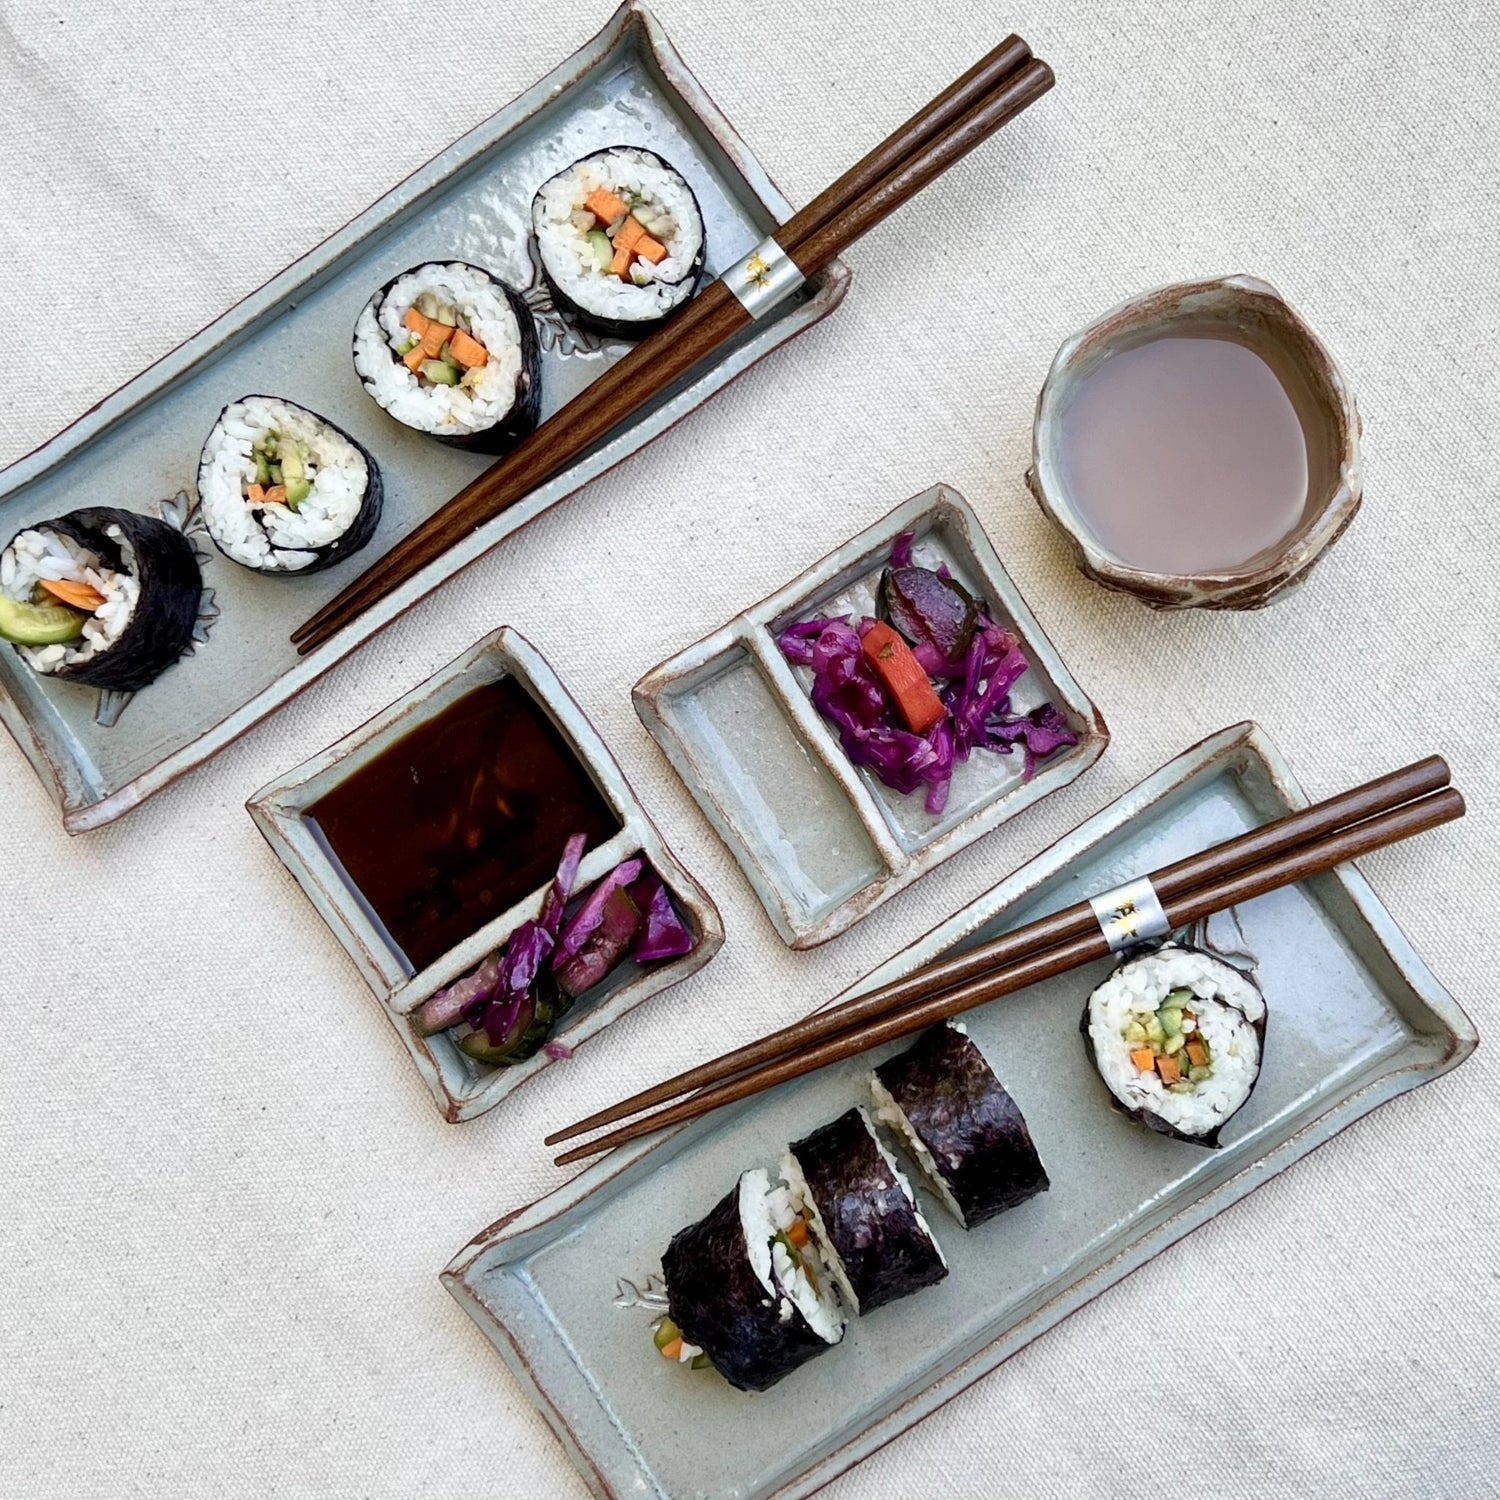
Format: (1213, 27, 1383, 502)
(1, 1, 1496, 1496)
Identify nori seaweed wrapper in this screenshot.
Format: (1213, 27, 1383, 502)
(1079, 943, 1268, 1149)
(41, 507, 201, 692)
(354, 264, 541, 454)
(200, 397, 385, 574)
(788, 1108, 947, 1315)
(662, 1175, 831, 1393)
(875, 1024, 1049, 1228)
(532, 147, 706, 341)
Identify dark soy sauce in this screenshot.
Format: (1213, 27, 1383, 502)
(307, 676, 619, 973)
(1057, 332, 1313, 574)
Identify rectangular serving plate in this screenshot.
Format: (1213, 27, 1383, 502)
(441, 721, 1476, 1499)
(633, 485, 1108, 947)
(247, 627, 723, 1122)
(0, 1, 848, 835)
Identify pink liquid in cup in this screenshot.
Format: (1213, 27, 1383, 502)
(1056, 333, 1311, 575)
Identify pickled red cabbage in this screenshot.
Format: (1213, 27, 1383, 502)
(777, 539, 1077, 813)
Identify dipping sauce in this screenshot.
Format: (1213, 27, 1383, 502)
(306, 676, 620, 972)
(1056, 333, 1310, 574)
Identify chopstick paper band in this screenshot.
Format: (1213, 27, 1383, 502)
(1089, 876, 1171, 953)
(724, 236, 805, 318)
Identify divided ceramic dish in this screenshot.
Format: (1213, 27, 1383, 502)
(633, 485, 1108, 947)
(0, 1, 848, 834)
(247, 627, 723, 1122)
(441, 721, 1475, 1500)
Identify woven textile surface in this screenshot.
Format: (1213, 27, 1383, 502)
(1, 2, 1495, 1495)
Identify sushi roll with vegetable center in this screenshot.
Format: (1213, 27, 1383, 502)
(532, 147, 705, 338)
(353, 262, 540, 453)
(872, 1023, 1050, 1229)
(782, 1106, 947, 1316)
(660, 1167, 843, 1392)
(197, 396, 383, 574)
(0, 507, 200, 692)
(1084, 944, 1265, 1147)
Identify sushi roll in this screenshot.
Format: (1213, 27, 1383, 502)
(197, 396, 383, 574)
(531, 146, 705, 338)
(352, 261, 541, 453)
(1083, 944, 1266, 1148)
(871, 1023, 1049, 1229)
(0, 507, 200, 692)
(781, 1106, 947, 1317)
(660, 1167, 844, 1392)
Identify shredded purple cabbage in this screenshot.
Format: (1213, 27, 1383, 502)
(540, 832, 588, 934)
(776, 544, 1078, 813)
(413, 833, 587, 1039)
(543, 1040, 574, 1061)
(629, 872, 696, 961)
(553, 858, 644, 970)
(481, 919, 555, 1043)
(991, 702, 1080, 779)
(411, 951, 500, 1035)
(415, 843, 701, 1038)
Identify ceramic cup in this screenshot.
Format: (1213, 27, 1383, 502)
(1027, 274, 1362, 610)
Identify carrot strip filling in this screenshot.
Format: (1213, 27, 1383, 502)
(860, 621, 946, 734)
(38, 577, 107, 611)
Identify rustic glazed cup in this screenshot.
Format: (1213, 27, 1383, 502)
(1027, 275, 1361, 610)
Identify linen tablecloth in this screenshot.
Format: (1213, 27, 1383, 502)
(1, 1, 1495, 1494)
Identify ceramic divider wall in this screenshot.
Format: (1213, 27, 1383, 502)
(634, 485, 1109, 947)
(249, 627, 722, 1122)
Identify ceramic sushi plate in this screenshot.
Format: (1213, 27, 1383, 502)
(633, 484, 1109, 947)
(0, 1, 849, 834)
(441, 721, 1475, 1499)
(247, 627, 723, 1123)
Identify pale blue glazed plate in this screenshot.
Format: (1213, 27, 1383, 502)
(441, 721, 1475, 1498)
(0, 1, 848, 834)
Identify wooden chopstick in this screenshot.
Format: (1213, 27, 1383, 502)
(546, 755, 1449, 1145)
(552, 786, 1466, 1165)
(780, 34, 1031, 249)
(291, 48, 1054, 653)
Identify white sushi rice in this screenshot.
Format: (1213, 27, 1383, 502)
(352, 263, 526, 437)
(1086, 945, 1264, 1138)
(533, 148, 702, 324)
(781, 1106, 945, 1315)
(739, 1168, 844, 1346)
(197, 397, 369, 572)
(0, 524, 138, 673)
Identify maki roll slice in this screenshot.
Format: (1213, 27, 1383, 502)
(352, 261, 541, 453)
(0, 507, 200, 692)
(1083, 944, 1266, 1148)
(871, 1023, 1049, 1229)
(782, 1106, 947, 1316)
(532, 147, 705, 338)
(197, 396, 383, 574)
(660, 1168, 844, 1392)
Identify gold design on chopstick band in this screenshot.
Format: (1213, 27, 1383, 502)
(725, 236, 805, 318)
(1089, 876, 1172, 953)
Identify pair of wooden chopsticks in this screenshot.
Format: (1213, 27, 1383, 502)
(546, 757, 1464, 1165)
(292, 36, 1053, 653)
